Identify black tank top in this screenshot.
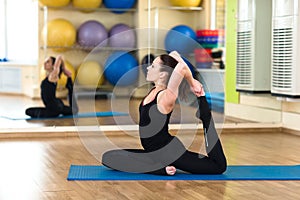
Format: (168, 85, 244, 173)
(41, 77, 63, 109)
(139, 89, 174, 151)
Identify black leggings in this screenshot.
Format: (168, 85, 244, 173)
(25, 78, 78, 118)
(102, 96, 227, 175)
(25, 104, 73, 118)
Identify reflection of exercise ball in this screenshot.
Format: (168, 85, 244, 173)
(165, 25, 197, 54)
(103, 0, 136, 14)
(72, 0, 102, 9)
(57, 61, 76, 90)
(104, 51, 138, 86)
(39, 0, 70, 7)
(42, 19, 76, 52)
(108, 23, 136, 48)
(77, 61, 105, 88)
(169, 0, 201, 7)
(141, 54, 155, 76)
(77, 20, 108, 47)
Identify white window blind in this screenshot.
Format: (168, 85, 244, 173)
(1, 0, 38, 63)
(0, 0, 6, 60)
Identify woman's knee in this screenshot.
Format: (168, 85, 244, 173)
(102, 150, 112, 163)
(25, 108, 32, 116)
(216, 161, 227, 174)
(25, 108, 41, 117)
(101, 150, 122, 165)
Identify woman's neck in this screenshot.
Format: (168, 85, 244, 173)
(45, 69, 53, 76)
(154, 83, 167, 91)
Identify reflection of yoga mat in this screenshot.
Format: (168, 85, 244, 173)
(206, 92, 224, 113)
(67, 165, 300, 181)
(0, 111, 128, 120)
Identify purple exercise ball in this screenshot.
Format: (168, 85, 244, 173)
(108, 23, 136, 48)
(77, 20, 108, 47)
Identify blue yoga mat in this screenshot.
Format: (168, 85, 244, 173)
(67, 165, 300, 181)
(0, 111, 128, 120)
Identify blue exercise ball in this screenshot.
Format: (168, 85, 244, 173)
(77, 20, 108, 47)
(103, 0, 136, 14)
(104, 51, 139, 86)
(109, 23, 136, 48)
(165, 25, 197, 55)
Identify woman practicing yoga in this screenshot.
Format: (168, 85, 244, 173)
(25, 55, 78, 118)
(102, 51, 227, 175)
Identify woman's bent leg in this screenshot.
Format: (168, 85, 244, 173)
(173, 150, 225, 174)
(61, 106, 73, 116)
(189, 96, 227, 173)
(66, 77, 78, 114)
(102, 149, 167, 175)
(25, 107, 59, 118)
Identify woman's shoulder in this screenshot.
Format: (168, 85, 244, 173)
(47, 72, 59, 83)
(156, 89, 175, 114)
(41, 76, 48, 83)
(41, 76, 57, 86)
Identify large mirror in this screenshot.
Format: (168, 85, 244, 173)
(0, 0, 231, 133)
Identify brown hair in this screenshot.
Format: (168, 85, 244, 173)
(159, 54, 198, 101)
(159, 54, 178, 84)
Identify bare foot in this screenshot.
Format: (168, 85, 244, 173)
(165, 166, 176, 175)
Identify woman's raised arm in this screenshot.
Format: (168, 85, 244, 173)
(48, 55, 63, 82)
(168, 51, 204, 97)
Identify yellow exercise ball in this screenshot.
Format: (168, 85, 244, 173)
(76, 61, 105, 88)
(57, 60, 76, 90)
(39, 0, 70, 7)
(169, 0, 202, 7)
(42, 18, 76, 52)
(72, 0, 102, 9)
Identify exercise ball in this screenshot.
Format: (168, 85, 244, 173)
(103, 0, 136, 14)
(57, 60, 76, 90)
(42, 18, 76, 52)
(72, 0, 102, 10)
(76, 61, 105, 88)
(77, 20, 108, 48)
(108, 23, 136, 48)
(39, 0, 70, 7)
(169, 0, 201, 7)
(165, 25, 197, 54)
(104, 51, 138, 86)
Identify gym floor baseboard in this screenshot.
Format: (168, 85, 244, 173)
(0, 122, 284, 139)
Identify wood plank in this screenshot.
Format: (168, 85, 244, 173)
(0, 131, 300, 199)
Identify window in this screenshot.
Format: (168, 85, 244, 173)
(0, 0, 6, 60)
(0, 0, 38, 63)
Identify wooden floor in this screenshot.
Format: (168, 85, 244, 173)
(0, 130, 300, 200)
(0, 94, 300, 200)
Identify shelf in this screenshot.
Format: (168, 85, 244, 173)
(146, 6, 203, 11)
(40, 45, 137, 52)
(40, 5, 137, 13)
(145, 5, 204, 55)
(40, 4, 138, 59)
(74, 84, 114, 91)
(74, 85, 115, 99)
(197, 68, 225, 73)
